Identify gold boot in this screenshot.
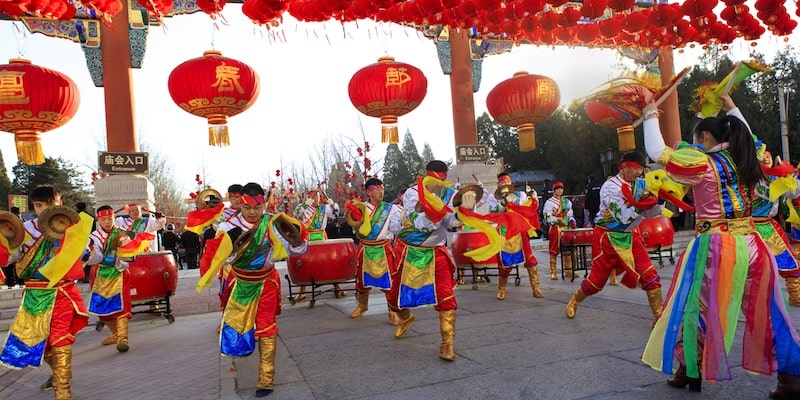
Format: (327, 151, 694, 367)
(497, 276, 508, 300)
(785, 277, 800, 307)
(51, 345, 73, 400)
(388, 310, 399, 326)
(564, 253, 574, 279)
(549, 257, 558, 280)
(256, 335, 277, 397)
(394, 309, 415, 339)
(527, 267, 544, 298)
(116, 317, 129, 353)
(646, 288, 664, 326)
(438, 310, 456, 361)
(350, 292, 369, 318)
(565, 288, 588, 319)
(101, 319, 117, 346)
(609, 270, 618, 285)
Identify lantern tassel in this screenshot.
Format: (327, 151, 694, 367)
(15, 131, 45, 165)
(518, 123, 536, 152)
(617, 125, 635, 151)
(208, 124, 230, 147)
(381, 124, 399, 144)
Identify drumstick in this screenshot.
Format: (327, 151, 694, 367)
(632, 66, 692, 128)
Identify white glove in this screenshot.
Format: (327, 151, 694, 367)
(305, 198, 314, 207)
(525, 185, 532, 192)
(505, 193, 518, 204)
(326, 198, 334, 206)
(115, 257, 131, 272)
(461, 191, 477, 209)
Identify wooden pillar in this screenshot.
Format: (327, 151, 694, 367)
(448, 28, 478, 146)
(657, 47, 681, 147)
(100, 2, 138, 152)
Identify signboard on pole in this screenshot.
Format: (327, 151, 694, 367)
(98, 152, 149, 174)
(8, 194, 28, 213)
(455, 145, 489, 163)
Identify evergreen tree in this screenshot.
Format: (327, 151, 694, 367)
(0, 150, 12, 210)
(400, 129, 424, 177)
(420, 143, 435, 166)
(382, 144, 412, 203)
(11, 157, 94, 208)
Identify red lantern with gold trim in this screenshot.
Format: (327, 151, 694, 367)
(168, 50, 260, 146)
(585, 101, 637, 151)
(348, 56, 428, 144)
(486, 71, 560, 152)
(0, 58, 80, 165)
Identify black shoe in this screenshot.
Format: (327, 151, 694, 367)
(255, 388, 273, 397)
(667, 365, 701, 392)
(40, 377, 53, 391)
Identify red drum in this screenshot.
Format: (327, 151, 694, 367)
(638, 216, 675, 250)
(287, 238, 357, 285)
(451, 230, 500, 267)
(560, 228, 594, 245)
(89, 251, 179, 304)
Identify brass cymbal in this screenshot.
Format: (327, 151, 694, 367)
(0, 211, 24, 248)
(453, 185, 483, 207)
(38, 205, 80, 242)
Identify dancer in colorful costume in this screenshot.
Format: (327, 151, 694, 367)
(345, 178, 403, 323)
(564, 151, 664, 324)
(0, 186, 93, 400)
(212, 183, 307, 398)
(86, 205, 152, 353)
(542, 181, 576, 280)
(386, 160, 497, 361)
(754, 150, 800, 306)
(293, 189, 343, 299)
(487, 173, 542, 300)
(640, 95, 800, 398)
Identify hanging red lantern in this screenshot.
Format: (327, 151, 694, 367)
(0, 58, 80, 165)
(486, 71, 560, 152)
(583, 79, 656, 151)
(168, 50, 260, 147)
(348, 56, 428, 144)
(586, 101, 638, 151)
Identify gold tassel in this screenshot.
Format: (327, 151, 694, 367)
(208, 124, 230, 147)
(15, 131, 45, 165)
(518, 123, 536, 152)
(617, 125, 635, 151)
(381, 125, 399, 144)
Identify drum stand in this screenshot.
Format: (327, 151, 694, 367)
(284, 276, 356, 309)
(560, 241, 591, 282)
(647, 244, 675, 268)
(457, 262, 521, 290)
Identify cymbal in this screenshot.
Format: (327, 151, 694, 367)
(494, 184, 516, 200)
(38, 205, 80, 242)
(0, 211, 24, 248)
(274, 214, 303, 247)
(453, 185, 483, 207)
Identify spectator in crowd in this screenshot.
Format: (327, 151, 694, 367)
(181, 230, 201, 269)
(162, 223, 182, 268)
(584, 174, 601, 227)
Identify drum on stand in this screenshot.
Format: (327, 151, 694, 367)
(451, 230, 502, 290)
(559, 228, 594, 281)
(89, 251, 178, 325)
(286, 238, 357, 307)
(638, 216, 675, 267)
(560, 228, 593, 246)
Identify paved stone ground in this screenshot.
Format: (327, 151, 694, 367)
(0, 239, 798, 399)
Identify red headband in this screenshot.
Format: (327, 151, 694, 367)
(97, 209, 113, 217)
(619, 161, 643, 170)
(241, 194, 265, 205)
(426, 169, 447, 180)
(367, 184, 383, 191)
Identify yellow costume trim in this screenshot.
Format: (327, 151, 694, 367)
(39, 213, 93, 288)
(196, 232, 233, 293)
(456, 210, 502, 262)
(769, 175, 797, 202)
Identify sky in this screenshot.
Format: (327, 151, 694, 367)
(1, 4, 799, 198)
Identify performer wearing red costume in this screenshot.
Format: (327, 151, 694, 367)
(565, 151, 664, 325)
(542, 181, 576, 279)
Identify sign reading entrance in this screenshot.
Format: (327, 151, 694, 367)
(98, 152, 149, 174)
(456, 145, 489, 162)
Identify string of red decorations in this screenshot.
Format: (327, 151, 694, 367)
(5, 1, 797, 49)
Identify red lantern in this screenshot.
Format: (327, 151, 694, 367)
(348, 56, 428, 144)
(586, 101, 637, 150)
(168, 50, 259, 146)
(486, 71, 560, 152)
(583, 80, 655, 151)
(0, 58, 80, 164)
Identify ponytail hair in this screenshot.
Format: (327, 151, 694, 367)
(693, 115, 764, 189)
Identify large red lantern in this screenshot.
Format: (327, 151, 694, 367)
(168, 50, 260, 146)
(486, 71, 560, 152)
(0, 58, 80, 165)
(348, 56, 428, 144)
(586, 101, 638, 151)
(583, 79, 655, 151)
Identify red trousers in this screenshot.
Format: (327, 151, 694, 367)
(99, 269, 132, 322)
(254, 268, 282, 338)
(354, 240, 397, 294)
(579, 228, 661, 296)
(386, 242, 457, 313)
